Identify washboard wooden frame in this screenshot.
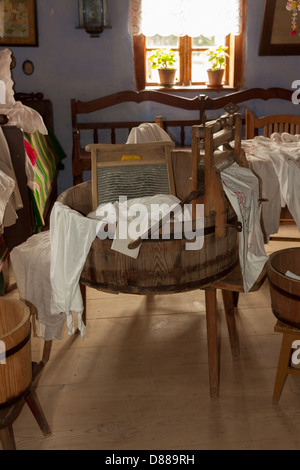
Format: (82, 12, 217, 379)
(86, 141, 176, 211)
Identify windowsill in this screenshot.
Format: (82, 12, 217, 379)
(144, 85, 240, 93)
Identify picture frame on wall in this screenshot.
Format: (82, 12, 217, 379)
(259, 0, 300, 55)
(0, 0, 38, 47)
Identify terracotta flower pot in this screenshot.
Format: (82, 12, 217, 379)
(158, 68, 177, 87)
(207, 69, 224, 87)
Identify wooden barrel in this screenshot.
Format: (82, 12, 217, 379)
(267, 248, 300, 328)
(0, 299, 32, 407)
(58, 181, 239, 294)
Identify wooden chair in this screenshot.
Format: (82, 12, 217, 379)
(245, 109, 300, 139)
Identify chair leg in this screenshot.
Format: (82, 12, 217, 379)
(25, 390, 51, 436)
(273, 334, 294, 404)
(205, 288, 219, 399)
(0, 425, 16, 450)
(232, 291, 239, 307)
(73, 173, 83, 186)
(80, 283, 86, 326)
(221, 290, 240, 357)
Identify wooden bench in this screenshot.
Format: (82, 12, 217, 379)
(71, 87, 293, 186)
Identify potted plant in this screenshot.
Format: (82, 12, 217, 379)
(149, 48, 177, 87)
(206, 45, 230, 87)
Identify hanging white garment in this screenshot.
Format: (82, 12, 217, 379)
(50, 202, 100, 337)
(0, 126, 23, 211)
(220, 163, 268, 293)
(0, 170, 16, 231)
(10, 231, 66, 341)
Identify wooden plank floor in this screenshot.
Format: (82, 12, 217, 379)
(2, 225, 300, 450)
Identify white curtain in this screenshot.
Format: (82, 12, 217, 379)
(130, 0, 241, 37)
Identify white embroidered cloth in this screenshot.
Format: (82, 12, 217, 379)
(221, 163, 268, 293)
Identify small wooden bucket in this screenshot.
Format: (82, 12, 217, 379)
(267, 247, 300, 328)
(0, 298, 32, 408)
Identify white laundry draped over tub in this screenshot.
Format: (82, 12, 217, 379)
(9, 121, 270, 340)
(10, 180, 268, 341)
(10, 195, 183, 340)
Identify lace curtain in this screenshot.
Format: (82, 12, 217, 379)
(130, 0, 241, 37)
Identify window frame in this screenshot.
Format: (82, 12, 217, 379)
(132, 0, 246, 91)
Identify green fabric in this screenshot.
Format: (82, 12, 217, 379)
(24, 129, 67, 230)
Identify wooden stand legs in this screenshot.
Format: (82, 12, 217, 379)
(0, 340, 52, 450)
(221, 290, 240, 357)
(205, 289, 219, 399)
(25, 390, 51, 437)
(0, 425, 16, 450)
(0, 390, 51, 450)
(273, 321, 300, 404)
(205, 288, 240, 399)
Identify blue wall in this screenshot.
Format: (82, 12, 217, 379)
(7, 0, 300, 193)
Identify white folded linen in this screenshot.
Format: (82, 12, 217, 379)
(126, 122, 172, 143)
(285, 270, 300, 281)
(242, 135, 300, 235)
(242, 139, 281, 241)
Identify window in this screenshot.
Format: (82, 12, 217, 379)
(131, 0, 246, 90)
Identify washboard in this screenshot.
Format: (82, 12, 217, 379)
(86, 141, 176, 211)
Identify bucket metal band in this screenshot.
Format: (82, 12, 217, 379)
(0, 383, 32, 409)
(0, 324, 31, 363)
(269, 280, 300, 303)
(81, 258, 239, 294)
(272, 308, 300, 330)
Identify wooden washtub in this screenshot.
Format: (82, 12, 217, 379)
(57, 181, 239, 295)
(267, 248, 300, 328)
